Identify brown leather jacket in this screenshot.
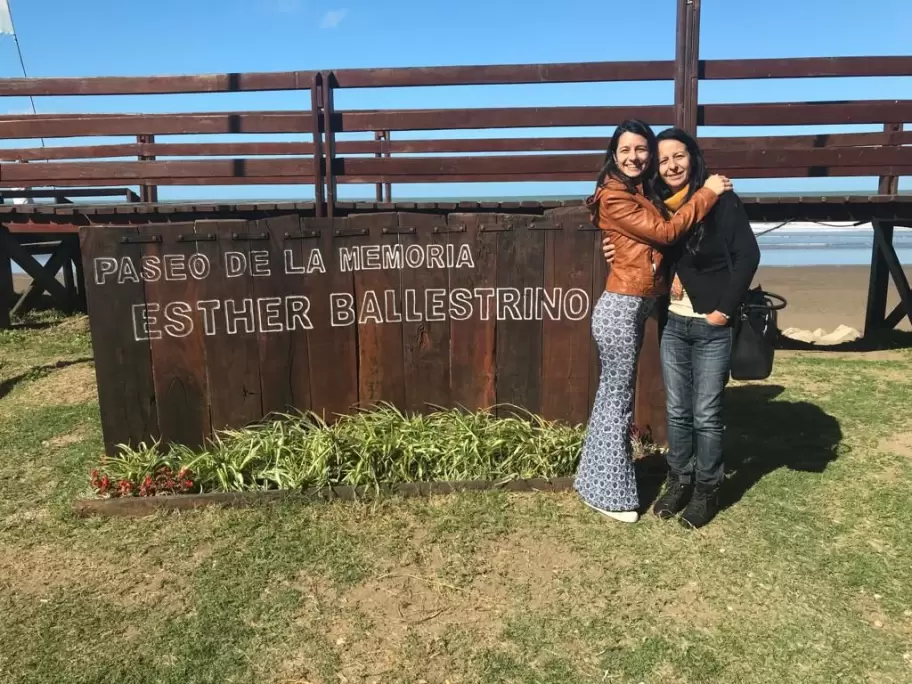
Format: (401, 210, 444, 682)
(586, 177, 720, 297)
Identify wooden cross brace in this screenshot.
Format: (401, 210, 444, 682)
(864, 220, 912, 336)
(0, 227, 79, 323)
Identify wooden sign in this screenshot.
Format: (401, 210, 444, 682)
(80, 211, 666, 454)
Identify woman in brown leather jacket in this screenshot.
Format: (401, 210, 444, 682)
(574, 119, 731, 523)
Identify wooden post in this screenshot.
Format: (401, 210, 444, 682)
(310, 72, 326, 217)
(137, 134, 158, 203)
(0, 226, 12, 328)
(382, 131, 392, 202)
(864, 122, 902, 336)
(684, 0, 701, 135)
(674, 0, 701, 134)
(674, 0, 689, 130)
(374, 131, 384, 202)
(322, 71, 338, 217)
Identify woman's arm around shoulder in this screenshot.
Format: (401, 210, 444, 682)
(596, 184, 721, 246)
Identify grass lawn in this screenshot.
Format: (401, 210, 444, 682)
(1, 313, 911, 684)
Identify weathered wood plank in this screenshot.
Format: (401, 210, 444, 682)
(701, 100, 912, 127)
(540, 213, 596, 425)
(0, 112, 314, 140)
(701, 56, 912, 80)
(303, 217, 359, 418)
(251, 215, 313, 416)
(0, 228, 12, 328)
(495, 216, 544, 417)
(0, 72, 313, 97)
(329, 61, 674, 88)
(634, 313, 668, 445)
(348, 213, 406, 408)
(141, 223, 211, 449)
(334, 105, 674, 132)
(448, 213, 496, 411)
(194, 220, 263, 432)
(4, 129, 911, 164)
(1, 158, 315, 182)
(79, 225, 159, 453)
(398, 212, 451, 413)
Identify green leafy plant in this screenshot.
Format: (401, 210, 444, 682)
(88, 404, 661, 497)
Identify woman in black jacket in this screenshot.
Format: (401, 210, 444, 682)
(602, 128, 760, 528)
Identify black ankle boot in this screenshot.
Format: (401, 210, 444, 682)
(679, 483, 720, 529)
(652, 475, 693, 519)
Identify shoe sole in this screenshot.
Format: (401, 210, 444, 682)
(583, 501, 639, 523)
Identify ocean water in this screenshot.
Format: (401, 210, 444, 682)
(754, 223, 912, 267)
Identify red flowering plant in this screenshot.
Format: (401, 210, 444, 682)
(89, 441, 197, 498)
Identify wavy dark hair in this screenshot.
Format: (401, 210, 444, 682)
(655, 127, 711, 255)
(595, 119, 659, 194)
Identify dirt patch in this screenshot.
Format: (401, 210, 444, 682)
(0, 543, 193, 617)
(853, 591, 912, 640)
(20, 363, 97, 406)
(872, 432, 912, 483)
(56, 315, 90, 334)
(42, 429, 89, 449)
(878, 432, 912, 459)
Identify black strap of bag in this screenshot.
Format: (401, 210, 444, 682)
(721, 238, 787, 381)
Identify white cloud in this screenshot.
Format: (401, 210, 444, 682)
(320, 8, 348, 29)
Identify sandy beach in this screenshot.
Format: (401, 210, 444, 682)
(11, 264, 911, 335)
(752, 265, 911, 334)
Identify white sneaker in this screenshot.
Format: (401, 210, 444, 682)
(584, 501, 639, 523)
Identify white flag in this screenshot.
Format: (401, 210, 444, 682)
(0, 0, 14, 35)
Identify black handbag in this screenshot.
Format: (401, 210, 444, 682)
(723, 246, 787, 381)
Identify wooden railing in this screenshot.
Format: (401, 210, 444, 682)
(0, 54, 909, 215)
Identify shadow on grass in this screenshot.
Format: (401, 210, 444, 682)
(721, 384, 842, 510)
(633, 451, 668, 515)
(0, 358, 94, 401)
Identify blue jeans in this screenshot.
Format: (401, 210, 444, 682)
(660, 312, 732, 487)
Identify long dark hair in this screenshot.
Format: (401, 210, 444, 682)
(655, 127, 710, 255)
(595, 119, 658, 194)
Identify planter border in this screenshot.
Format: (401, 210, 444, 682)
(72, 476, 577, 518)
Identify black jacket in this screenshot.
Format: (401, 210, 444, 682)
(666, 191, 761, 318)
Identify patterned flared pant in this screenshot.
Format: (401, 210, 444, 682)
(575, 291, 655, 512)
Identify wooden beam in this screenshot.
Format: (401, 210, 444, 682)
(324, 72, 338, 217)
(0, 227, 12, 328)
(310, 72, 326, 218)
(0, 71, 313, 96)
(684, 0, 701, 134)
(674, 0, 689, 130)
(700, 100, 912, 127)
(700, 56, 912, 80)
(1, 56, 908, 99)
(872, 221, 912, 330)
(333, 105, 674, 132)
(0, 112, 314, 140)
(2, 129, 910, 164)
(328, 61, 675, 88)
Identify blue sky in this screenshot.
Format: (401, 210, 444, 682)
(0, 0, 910, 200)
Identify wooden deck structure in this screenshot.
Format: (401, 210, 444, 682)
(0, 0, 909, 452)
